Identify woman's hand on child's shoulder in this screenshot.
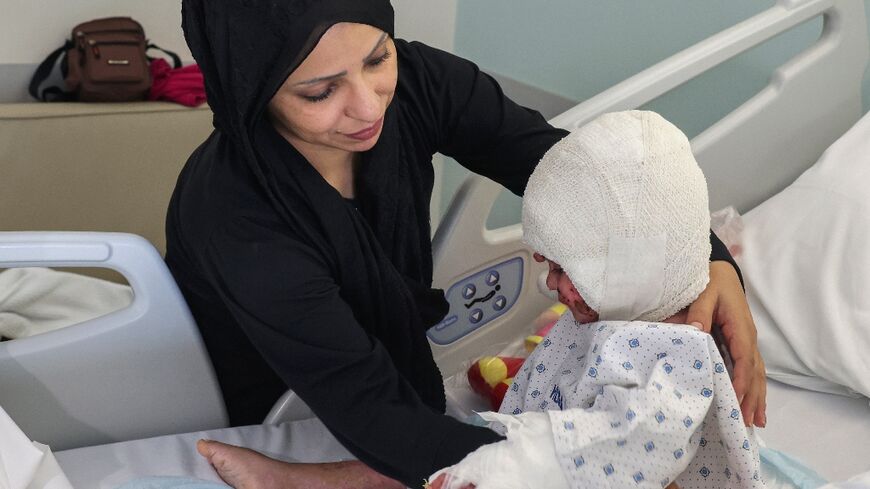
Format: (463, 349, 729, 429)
(685, 261, 767, 428)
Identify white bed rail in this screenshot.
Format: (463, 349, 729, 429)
(430, 0, 868, 377)
(0, 232, 228, 450)
(550, 0, 868, 212)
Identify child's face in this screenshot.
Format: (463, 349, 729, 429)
(534, 253, 599, 324)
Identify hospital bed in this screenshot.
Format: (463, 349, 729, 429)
(1, 0, 869, 486)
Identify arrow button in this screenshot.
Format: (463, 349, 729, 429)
(469, 309, 484, 324)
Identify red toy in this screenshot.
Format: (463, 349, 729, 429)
(467, 356, 524, 411)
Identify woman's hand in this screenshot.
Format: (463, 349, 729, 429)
(427, 473, 475, 489)
(686, 261, 767, 427)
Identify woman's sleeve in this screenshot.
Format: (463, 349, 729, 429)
(399, 41, 568, 196)
(204, 216, 501, 486)
(710, 230, 744, 287)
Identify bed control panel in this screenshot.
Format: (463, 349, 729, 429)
(427, 257, 524, 345)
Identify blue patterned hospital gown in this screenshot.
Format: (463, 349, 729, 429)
(498, 314, 764, 488)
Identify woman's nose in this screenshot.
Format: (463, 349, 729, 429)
(346, 80, 381, 121)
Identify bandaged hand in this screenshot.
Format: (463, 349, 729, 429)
(428, 412, 570, 489)
(686, 261, 767, 427)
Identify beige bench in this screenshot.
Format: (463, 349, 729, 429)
(0, 102, 213, 258)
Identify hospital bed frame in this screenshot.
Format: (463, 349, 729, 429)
(0, 0, 866, 457)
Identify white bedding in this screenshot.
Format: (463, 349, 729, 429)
(758, 379, 870, 482)
(55, 418, 351, 489)
(52, 378, 869, 489)
(0, 267, 132, 340)
(740, 110, 870, 399)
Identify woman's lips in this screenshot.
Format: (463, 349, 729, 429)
(345, 117, 383, 141)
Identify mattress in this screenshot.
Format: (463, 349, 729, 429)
(757, 379, 870, 482)
(55, 418, 351, 489)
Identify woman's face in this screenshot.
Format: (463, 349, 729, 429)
(267, 22, 398, 157)
(534, 252, 599, 324)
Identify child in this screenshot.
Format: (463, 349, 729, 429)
(430, 111, 764, 489)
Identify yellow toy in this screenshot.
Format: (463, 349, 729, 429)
(523, 303, 567, 353)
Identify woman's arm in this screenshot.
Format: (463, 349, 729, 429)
(395, 40, 568, 196)
(203, 216, 502, 487)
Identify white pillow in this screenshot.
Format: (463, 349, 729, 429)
(739, 111, 870, 398)
(0, 268, 133, 340)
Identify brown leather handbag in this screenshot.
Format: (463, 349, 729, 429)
(29, 17, 181, 102)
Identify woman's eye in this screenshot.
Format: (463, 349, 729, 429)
(301, 85, 335, 103)
(366, 50, 391, 67)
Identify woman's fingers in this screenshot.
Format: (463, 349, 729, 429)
(754, 351, 768, 427)
(689, 262, 766, 427)
(427, 473, 475, 489)
(685, 283, 715, 333)
(427, 474, 447, 489)
(709, 262, 766, 426)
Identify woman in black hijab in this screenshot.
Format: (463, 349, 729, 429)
(166, 1, 766, 487)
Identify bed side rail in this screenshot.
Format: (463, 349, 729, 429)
(0, 232, 228, 450)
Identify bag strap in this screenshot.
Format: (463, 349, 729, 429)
(28, 41, 75, 102)
(147, 43, 182, 69)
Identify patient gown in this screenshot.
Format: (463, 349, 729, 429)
(438, 315, 764, 489)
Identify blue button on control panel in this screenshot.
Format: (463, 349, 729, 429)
(428, 257, 524, 345)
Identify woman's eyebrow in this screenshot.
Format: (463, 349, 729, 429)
(294, 71, 347, 87)
(294, 33, 389, 87)
(365, 32, 389, 59)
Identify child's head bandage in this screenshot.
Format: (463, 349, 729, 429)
(522, 111, 711, 322)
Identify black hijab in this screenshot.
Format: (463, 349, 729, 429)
(181, 0, 450, 422)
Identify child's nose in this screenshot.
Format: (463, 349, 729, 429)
(545, 269, 560, 291)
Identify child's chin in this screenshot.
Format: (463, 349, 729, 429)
(570, 310, 599, 324)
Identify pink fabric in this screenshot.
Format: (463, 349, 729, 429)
(148, 58, 207, 107)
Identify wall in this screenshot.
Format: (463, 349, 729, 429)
(392, 0, 458, 227)
(0, 0, 455, 102)
(0, 0, 190, 102)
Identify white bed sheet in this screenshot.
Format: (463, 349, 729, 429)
(51, 377, 869, 488)
(54, 418, 351, 489)
(759, 379, 870, 482)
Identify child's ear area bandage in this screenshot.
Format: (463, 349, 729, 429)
(598, 234, 666, 320)
(522, 110, 711, 322)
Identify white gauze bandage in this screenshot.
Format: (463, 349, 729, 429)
(522, 110, 711, 321)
